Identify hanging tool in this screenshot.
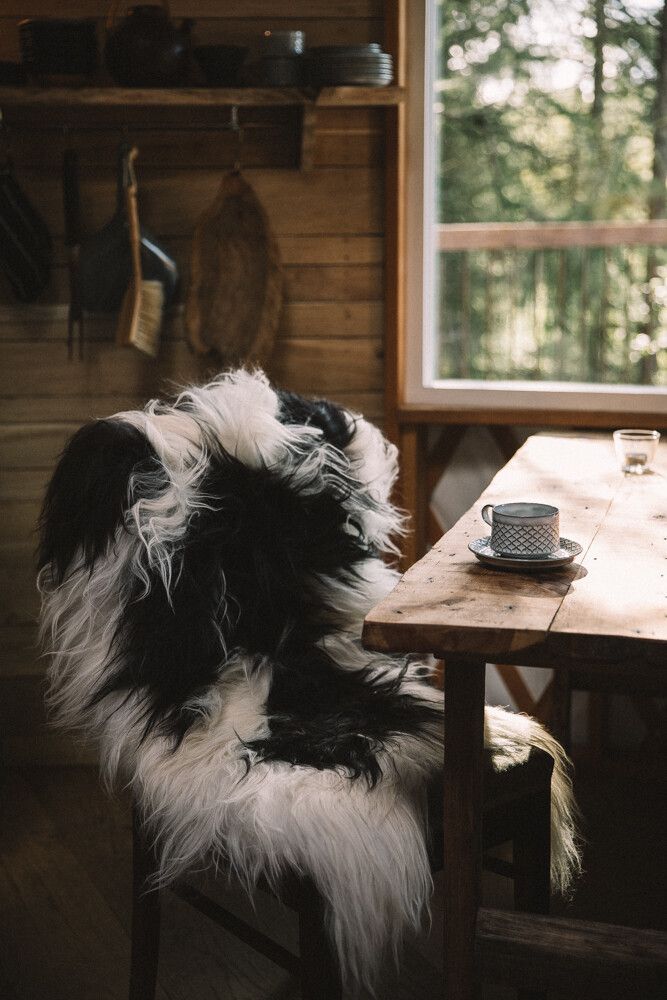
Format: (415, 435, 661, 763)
(78, 142, 178, 315)
(62, 145, 84, 359)
(0, 109, 52, 302)
(116, 147, 164, 357)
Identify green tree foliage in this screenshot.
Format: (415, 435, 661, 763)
(437, 0, 667, 384)
(439, 0, 662, 223)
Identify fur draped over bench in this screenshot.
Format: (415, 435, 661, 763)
(38, 369, 580, 989)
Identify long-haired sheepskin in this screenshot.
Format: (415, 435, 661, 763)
(38, 369, 580, 990)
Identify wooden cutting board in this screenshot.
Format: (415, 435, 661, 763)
(186, 171, 283, 367)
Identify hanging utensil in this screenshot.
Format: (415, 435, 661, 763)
(0, 112, 52, 303)
(78, 143, 178, 314)
(116, 147, 164, 357)
(62, 146, 84, 359)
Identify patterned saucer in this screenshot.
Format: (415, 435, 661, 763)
(468, 537, 583, 571)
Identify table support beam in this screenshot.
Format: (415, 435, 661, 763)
(443, 656, 486, 1000)
(476, 907, 667, 997)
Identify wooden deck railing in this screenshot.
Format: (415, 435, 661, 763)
(435, 221, 667, 385)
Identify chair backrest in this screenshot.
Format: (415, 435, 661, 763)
(37, 370, 439, 781)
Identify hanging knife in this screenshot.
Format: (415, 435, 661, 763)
(62, 147, 84, 360)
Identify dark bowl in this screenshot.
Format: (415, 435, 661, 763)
(251, 56, 304, 87)
(0, 61, 26, 85)
(19, 18, 98, 81)
(192, 45, 248, 87)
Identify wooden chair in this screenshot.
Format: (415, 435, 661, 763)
(129, 748, 553, 999)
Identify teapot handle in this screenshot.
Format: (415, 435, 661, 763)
(106, 0, 172, 30)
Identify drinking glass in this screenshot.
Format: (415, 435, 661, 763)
(613, 429, 660, 474)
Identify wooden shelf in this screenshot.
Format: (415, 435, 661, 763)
(0, 85, 405, 109)
(315, 86, 405, 106)
(0, 85, 405, 171)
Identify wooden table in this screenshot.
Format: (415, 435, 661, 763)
(362, 433, 667, 999)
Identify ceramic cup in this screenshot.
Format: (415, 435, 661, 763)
(260, 30, 305, 56)
(481, 502, 560, 558)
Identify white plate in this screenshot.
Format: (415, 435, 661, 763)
(468, 536, 583, 570)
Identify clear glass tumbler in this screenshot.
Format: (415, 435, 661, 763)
(613, 429, 660, 474)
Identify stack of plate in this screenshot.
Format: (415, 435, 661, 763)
(306, 43, 393, 87)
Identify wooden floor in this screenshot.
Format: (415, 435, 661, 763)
(0, 753, 665, 1000)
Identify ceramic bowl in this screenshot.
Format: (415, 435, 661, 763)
(192, 45, 248, 87)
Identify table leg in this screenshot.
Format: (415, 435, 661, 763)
(397, 424, 428, 568)
(443, 656, 486, 1000)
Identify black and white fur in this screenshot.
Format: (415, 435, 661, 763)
(38, 369, 580, 990)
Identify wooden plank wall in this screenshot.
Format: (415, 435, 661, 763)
(0, 1, 388, 764)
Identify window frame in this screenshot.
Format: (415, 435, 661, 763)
(403, 0, 667, 418)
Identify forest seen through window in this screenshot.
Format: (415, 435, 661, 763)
(436, 0, 667, 386)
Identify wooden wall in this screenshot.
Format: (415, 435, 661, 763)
(0, 1, 388, 764)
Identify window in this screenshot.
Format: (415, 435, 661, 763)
(405, 0, 667, 415)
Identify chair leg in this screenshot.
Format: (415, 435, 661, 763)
(513, 786, 551, 1000)
(298, 879, 342, 1000)
(129, 805, 161, 1000)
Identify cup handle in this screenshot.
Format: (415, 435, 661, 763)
(481, 504, 494, 527)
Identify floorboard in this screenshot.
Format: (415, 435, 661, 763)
(1, 754, 664, 1000)
(0, 771, 146, 1000)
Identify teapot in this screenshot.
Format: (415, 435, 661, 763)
(104, 2, 193, 87)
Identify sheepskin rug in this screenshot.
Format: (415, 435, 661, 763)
(38, 369, 580, 989)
